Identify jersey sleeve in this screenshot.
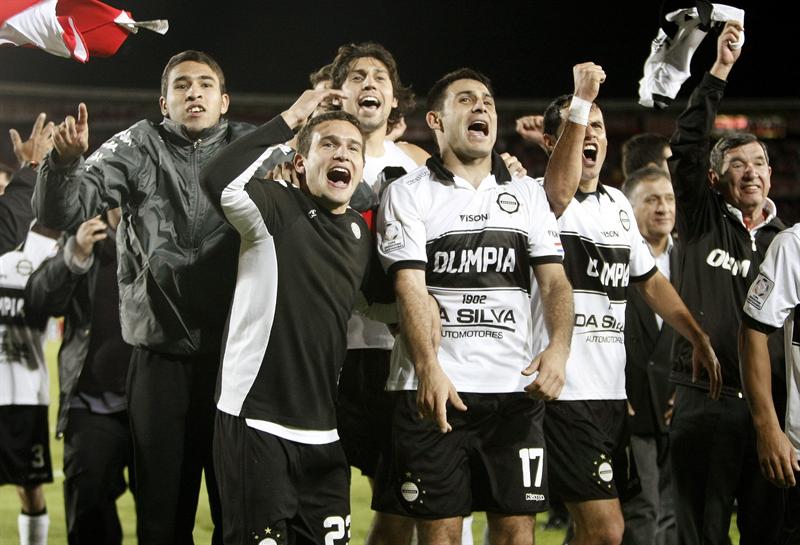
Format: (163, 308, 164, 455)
(626, 200, 657, 282)
(200, 116, 295, 241)
(376, 175, 428, 275)
(527, 182, 564, 265)
(742, 230, 800, 332)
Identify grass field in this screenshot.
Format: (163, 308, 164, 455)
(0, 339, 740, 544)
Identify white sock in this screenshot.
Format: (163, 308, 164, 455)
(461, 514, 474, 545)
(18, 512, 49, 545)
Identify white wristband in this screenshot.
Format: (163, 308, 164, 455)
(567, 96, 592, 126)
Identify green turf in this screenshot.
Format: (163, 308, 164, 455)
(0, 339, 740, 544)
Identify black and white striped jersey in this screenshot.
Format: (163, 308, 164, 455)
(201, 117, 372, 444)
(0, 230, 58, 406)
(377, 155, 563, 393)
(742, 223, 800, 459)
(531, 183, 657, 401)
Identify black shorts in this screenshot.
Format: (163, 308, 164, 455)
(336, 348, 393, 477)
(544, 399, 636, 503)
(373, 391, 548, 518)
(0, 405, 53, 486)
(213, 411, 351, 545)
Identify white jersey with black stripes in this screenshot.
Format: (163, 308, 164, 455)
(377, 159, 563, 393)
(531, 180, 656, 401)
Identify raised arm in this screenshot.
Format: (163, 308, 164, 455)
(1, 114, 54, 253)
(542, 62, 605, 216)
(635, 270, 721, 399)
(34, 103, 139, 231)
(200, 88, 347, 223)
(669, 21, 743, 232)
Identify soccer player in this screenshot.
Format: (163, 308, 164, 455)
(375, 68, 574, 545)
(200, 91, 373, 545)
(329, 41, 429, 545)
(0, 114, 55, 545)
(740, 224, 800, 544)
(667, 21, 787, 545)
(535, 62, 719, 545)
(33, 50, 252, 544)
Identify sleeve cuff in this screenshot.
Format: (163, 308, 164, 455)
(702, 72, 728, 91)
(63, 236, 93, 274)
(387, 260, 427, 276)
(631, 264, 658, 284)
(531, 255, 564, 266)
(741, 312, 779, 335)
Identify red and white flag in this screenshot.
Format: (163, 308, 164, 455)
(0, 0, 167, 63)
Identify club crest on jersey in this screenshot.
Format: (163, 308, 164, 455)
(619, 210, 630, 231)
(497, 192, 520, 214)
(746, 273, 774, 311)
(351, 222, 362, 239)
(308, 209, 318, 219)
(381, 221, 405, 253)
(15, 259, 34, 276)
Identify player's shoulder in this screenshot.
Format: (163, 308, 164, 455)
(384, 164, 432, 197)
(394, 141, 430, 165)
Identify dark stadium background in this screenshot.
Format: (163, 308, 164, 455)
(2, 0, 796, 220)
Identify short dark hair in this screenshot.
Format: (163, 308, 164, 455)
(309, 63, 333, 88)
(296, 110, 363, 157)
(427, 68, 494, 112)
(542, 94, 604, 141)
(621, 165, 671, 199)
(709, 133, 769, 175)
(160, 50, 226, 97)
(622, 133, 670, 178)
(543, 94, 573, 138)
(330, 42, 414, 125)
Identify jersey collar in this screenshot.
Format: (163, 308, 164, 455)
(575, 182, 615, 203)
(426, 151, 512, 187)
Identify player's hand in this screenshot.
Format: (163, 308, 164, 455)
(691, 333, 721, 400)
(74, 215, 108, 261)
(281, 88, 350, 130)
(416, 363, 466, 433)
(386, 116, 407, 142)
(500, 152, 527, 178)
(663, 391, 676, 426)
(523, 343, 568, 401)
(266, 161, 300, 187)
(756, 426, 800, 488)
(573, 62, 606, 103)
(9, 112, 55, 166)
(717, 21, 744, 67)
(53, 103, 90, 167)
(515, 115, 547, 151)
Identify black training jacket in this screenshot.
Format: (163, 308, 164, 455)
(34, 118, 253, 355)
(669, 73, 785, 397)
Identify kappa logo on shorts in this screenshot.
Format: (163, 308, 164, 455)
(399, 471, 427, 506)
(592, 453, 614, 488)
(381, 221, 405, 253)
(253, 526, 282, 545)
